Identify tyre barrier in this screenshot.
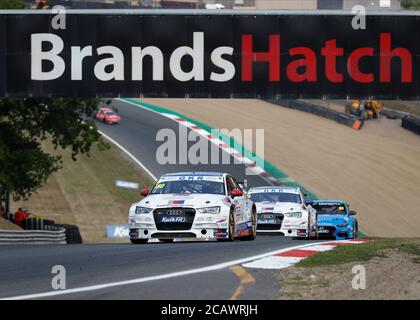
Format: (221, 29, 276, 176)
(2, 216, 83, 244)
(54, 224, 83, 244)
(0, 229, 67, 244)
(402, 116, 420, 136)
(267, 99, 364, 130)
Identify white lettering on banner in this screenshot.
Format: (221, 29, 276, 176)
(170, 32, 204, 82)
(30, 32, 234, 82)
(31, 34, 65, 81)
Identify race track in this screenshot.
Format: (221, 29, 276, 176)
(139, 98, 420, 237)
(0, 99, 322, 300)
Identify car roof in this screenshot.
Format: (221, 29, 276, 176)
(248, 185, 301, 192)
(311, 200, 348, 205)
(162, 172, 226, 177)
(100, 107, 113, 112)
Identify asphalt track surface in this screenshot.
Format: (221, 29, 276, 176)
(0, 99, 321, 299)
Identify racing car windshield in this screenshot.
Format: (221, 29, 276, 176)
(250, 192, 301, 204)
(312, 204, 347, 215)
(150, 180, 225, 195)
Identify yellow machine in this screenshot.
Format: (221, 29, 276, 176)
(345, 100, 383, 119)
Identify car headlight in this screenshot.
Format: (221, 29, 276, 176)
(337, 222, 349, 228)
(197, 206, 221, 214)
(284, 212, 302, 218)
(135, 206, 153, 214)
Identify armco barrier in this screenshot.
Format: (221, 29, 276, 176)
(2, 215, 83, 244)
(382, 107, 411, 119)
(402, 116, 420, 136)
(0, 229, 67, 244)
(267, 99, 364, 130)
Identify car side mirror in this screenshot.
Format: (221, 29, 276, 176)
(230, 189, 243, 198)
(140, 188, 150, 197)
(349, 210, 357, 216)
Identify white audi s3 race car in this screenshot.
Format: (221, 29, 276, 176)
(128, 172, 257, 244)
(248, 186, 318, 238)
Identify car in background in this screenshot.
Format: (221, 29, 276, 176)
(306, 200, 358, 240)
(247, 186, 318, 239)
(128, 172, 257, 244)
(92, 107, 121, 124)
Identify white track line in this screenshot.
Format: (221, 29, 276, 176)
(1, 241, 335, 300)
(98, 130, 157, 182)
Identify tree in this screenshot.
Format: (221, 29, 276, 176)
(0, 98, 108, 200)
(0, 0, 108, 202)
(401, 0, 420, 9)
(0, 0, 27, 9)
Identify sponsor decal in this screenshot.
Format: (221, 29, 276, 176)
(258, 219, 277, 224)
(168, 200, 185, 206)
(106, 225, 130, 238)
(160, 216, 186, 223)
(115, 180, 139, 190)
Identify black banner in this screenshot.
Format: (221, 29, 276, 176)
(0, 10, 419, 99)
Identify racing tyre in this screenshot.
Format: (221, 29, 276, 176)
(130, 239, 148, 244)
(354, 222, 359, 239)
(241, 209, 257, 241)
(159, 239, 174, 243)
(217, 210, 235, 242)
(54, 224, 83, 244)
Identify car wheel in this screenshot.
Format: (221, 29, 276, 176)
(130, 239, 148, 244)
(217, 209, 235, 242)
(314, 225, 319, 240)
(241, 209, 257, 241)
(306, 218, 311, 240)
(354, 223, 358, 239)
(159, 239, 174, 243)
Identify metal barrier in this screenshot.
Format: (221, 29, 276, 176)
(0, 229, 67, 244)
(267, 99, 364, 130)
(1, 216, 83, 244)
(382, 107, 411, 119)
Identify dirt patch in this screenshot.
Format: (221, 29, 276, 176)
(137, 98, 420, 237)
(0, 218, 21, 231)
(278, 249, 420, 300)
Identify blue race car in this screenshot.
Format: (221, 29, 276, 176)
(307, 200, 358, 240)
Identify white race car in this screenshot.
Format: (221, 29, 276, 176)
(128, 172, 257, 244)
(248, 186, 318, 238)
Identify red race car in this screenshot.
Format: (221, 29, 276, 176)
(92, 107, 121, 124)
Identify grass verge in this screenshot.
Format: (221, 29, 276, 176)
(0, 218, 22, 230)
(12, 140, 153, 243)
(297, 238, 420, 268)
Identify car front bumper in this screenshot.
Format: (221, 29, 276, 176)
(317, 224, 353, 239)
(129, 213, 230, 240)
(257, 221, 310, 238)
